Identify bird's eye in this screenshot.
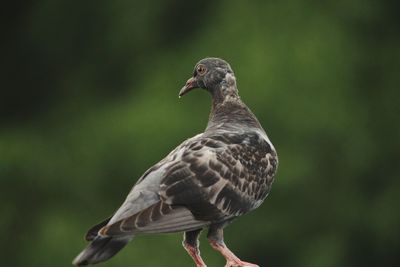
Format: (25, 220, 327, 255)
(196, 64, 207, 75)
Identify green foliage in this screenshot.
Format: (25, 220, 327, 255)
(1, 0, 399, 266)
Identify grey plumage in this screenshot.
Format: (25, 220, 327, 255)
(73, 236, 131, 266)
(73, 58, 278, 267)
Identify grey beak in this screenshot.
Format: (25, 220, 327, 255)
(179, 77, 198, 97)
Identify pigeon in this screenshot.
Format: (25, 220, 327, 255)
(73, 58, 278, 267)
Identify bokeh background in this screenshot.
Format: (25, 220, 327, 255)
(1, 0, 399, 266)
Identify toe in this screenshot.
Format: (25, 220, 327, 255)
(224, 261, 260, 267)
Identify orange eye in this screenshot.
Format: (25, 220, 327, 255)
(196, 64, 207, 75)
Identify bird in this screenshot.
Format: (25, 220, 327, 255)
(72, 58, 278, 267)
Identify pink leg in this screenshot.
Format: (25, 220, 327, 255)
(183, 242, 207, 267)
(183, 230, 207, 267)
(209, 240, 259, 267)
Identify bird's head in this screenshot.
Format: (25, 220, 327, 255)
(179, 58, 237, 100)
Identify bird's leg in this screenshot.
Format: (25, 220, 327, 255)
(207, 226, 259, 267)
(183, 229, 207, 267)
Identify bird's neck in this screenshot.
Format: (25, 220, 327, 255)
(209, 72, 239, 104)
(206, 82, 262, 131)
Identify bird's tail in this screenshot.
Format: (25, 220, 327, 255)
(72, 236, 132, 266)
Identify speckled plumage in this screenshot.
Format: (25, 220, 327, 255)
(73, 58, 278, 267)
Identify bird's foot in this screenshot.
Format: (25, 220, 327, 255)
(208, 240, 259, 267)
(224, 260, 259, 267)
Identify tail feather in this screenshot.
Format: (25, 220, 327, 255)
(72, 236, 132, 266)
(85, 217, 112, 241)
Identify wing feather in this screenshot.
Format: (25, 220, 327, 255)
(100, 201, 208, 236)
(159, 131, 277, 220)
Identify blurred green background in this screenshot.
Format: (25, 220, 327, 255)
(1, 0, 399, 266)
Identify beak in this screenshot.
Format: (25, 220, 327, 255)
(179, 77, 198, 97)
